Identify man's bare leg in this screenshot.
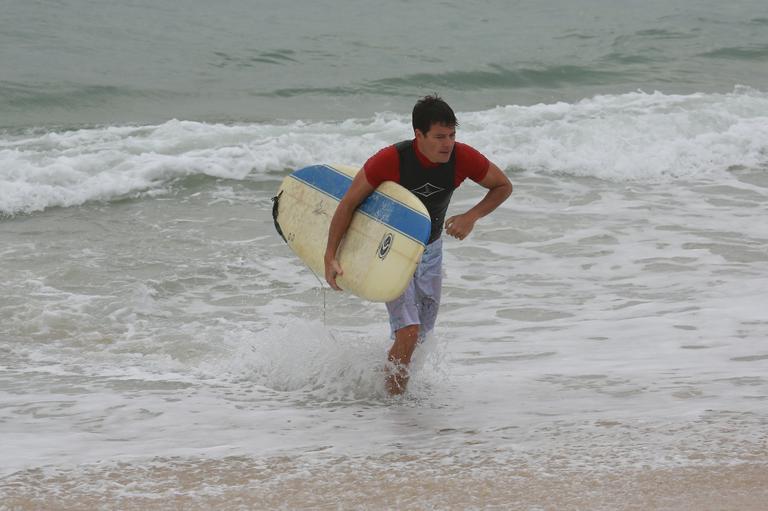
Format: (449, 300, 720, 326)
(386, 324, 420, 395)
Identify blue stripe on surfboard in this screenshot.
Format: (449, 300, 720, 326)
(289, 164, 431, 246)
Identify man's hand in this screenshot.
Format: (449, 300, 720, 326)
(445, 162, 512, 241)
(445, 212, 478, 241)
(324, 257, 344, 290)
(324, 169, 374, 290)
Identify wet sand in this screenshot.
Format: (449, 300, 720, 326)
(2, 455, 766, 510)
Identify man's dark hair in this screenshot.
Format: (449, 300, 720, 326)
(412, 94, 458, 135)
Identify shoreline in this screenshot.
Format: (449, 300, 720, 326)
(3, 455, 766, 510)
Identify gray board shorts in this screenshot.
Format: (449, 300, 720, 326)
(385, 237, 443, 339)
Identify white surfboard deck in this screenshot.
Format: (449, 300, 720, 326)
(273, 164, 431, 302)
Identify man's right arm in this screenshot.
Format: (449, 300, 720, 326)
(324, 170, 375, 290)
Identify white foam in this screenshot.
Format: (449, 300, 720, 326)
(463, 85, 768, 180)
(2, 87, 767, 215)
(2, 87, 767, 475)
(0, 314, 456, 475)
(209, 321, 391, 400)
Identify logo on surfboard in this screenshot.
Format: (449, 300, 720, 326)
(377, 232, 394, 259)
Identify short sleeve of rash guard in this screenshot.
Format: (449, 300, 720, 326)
(454, 142, 490, 187)
(362, 146, 399, 188)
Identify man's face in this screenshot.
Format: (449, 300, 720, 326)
(415, 123, 456, 164)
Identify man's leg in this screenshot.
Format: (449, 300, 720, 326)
(383, 238, 443, 395)
(386, 324, 420, 395)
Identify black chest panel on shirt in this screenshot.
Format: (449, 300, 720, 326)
(395, 140, 456, 243)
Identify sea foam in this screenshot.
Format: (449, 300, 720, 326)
(1, 87, 767, 216)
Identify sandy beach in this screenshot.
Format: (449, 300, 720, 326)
(3, 454, 767, 510)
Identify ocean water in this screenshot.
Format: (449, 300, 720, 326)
(2, 1, 768, 509)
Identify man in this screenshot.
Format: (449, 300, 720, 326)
(324, 95, 512, 395)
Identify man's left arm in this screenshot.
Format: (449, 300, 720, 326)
(444, 162, 512, 240)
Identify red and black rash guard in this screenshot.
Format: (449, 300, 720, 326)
(363, 140, 490, 243)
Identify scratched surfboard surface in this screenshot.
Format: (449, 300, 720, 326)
(275, 164, 430, 302)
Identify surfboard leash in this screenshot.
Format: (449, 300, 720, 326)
(307, 267, 328, 326)
(272, 190, 328, 325)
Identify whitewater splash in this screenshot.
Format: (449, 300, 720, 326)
(1, 87, 767, 216)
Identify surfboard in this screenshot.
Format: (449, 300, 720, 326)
(272, 164, 431, 302)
